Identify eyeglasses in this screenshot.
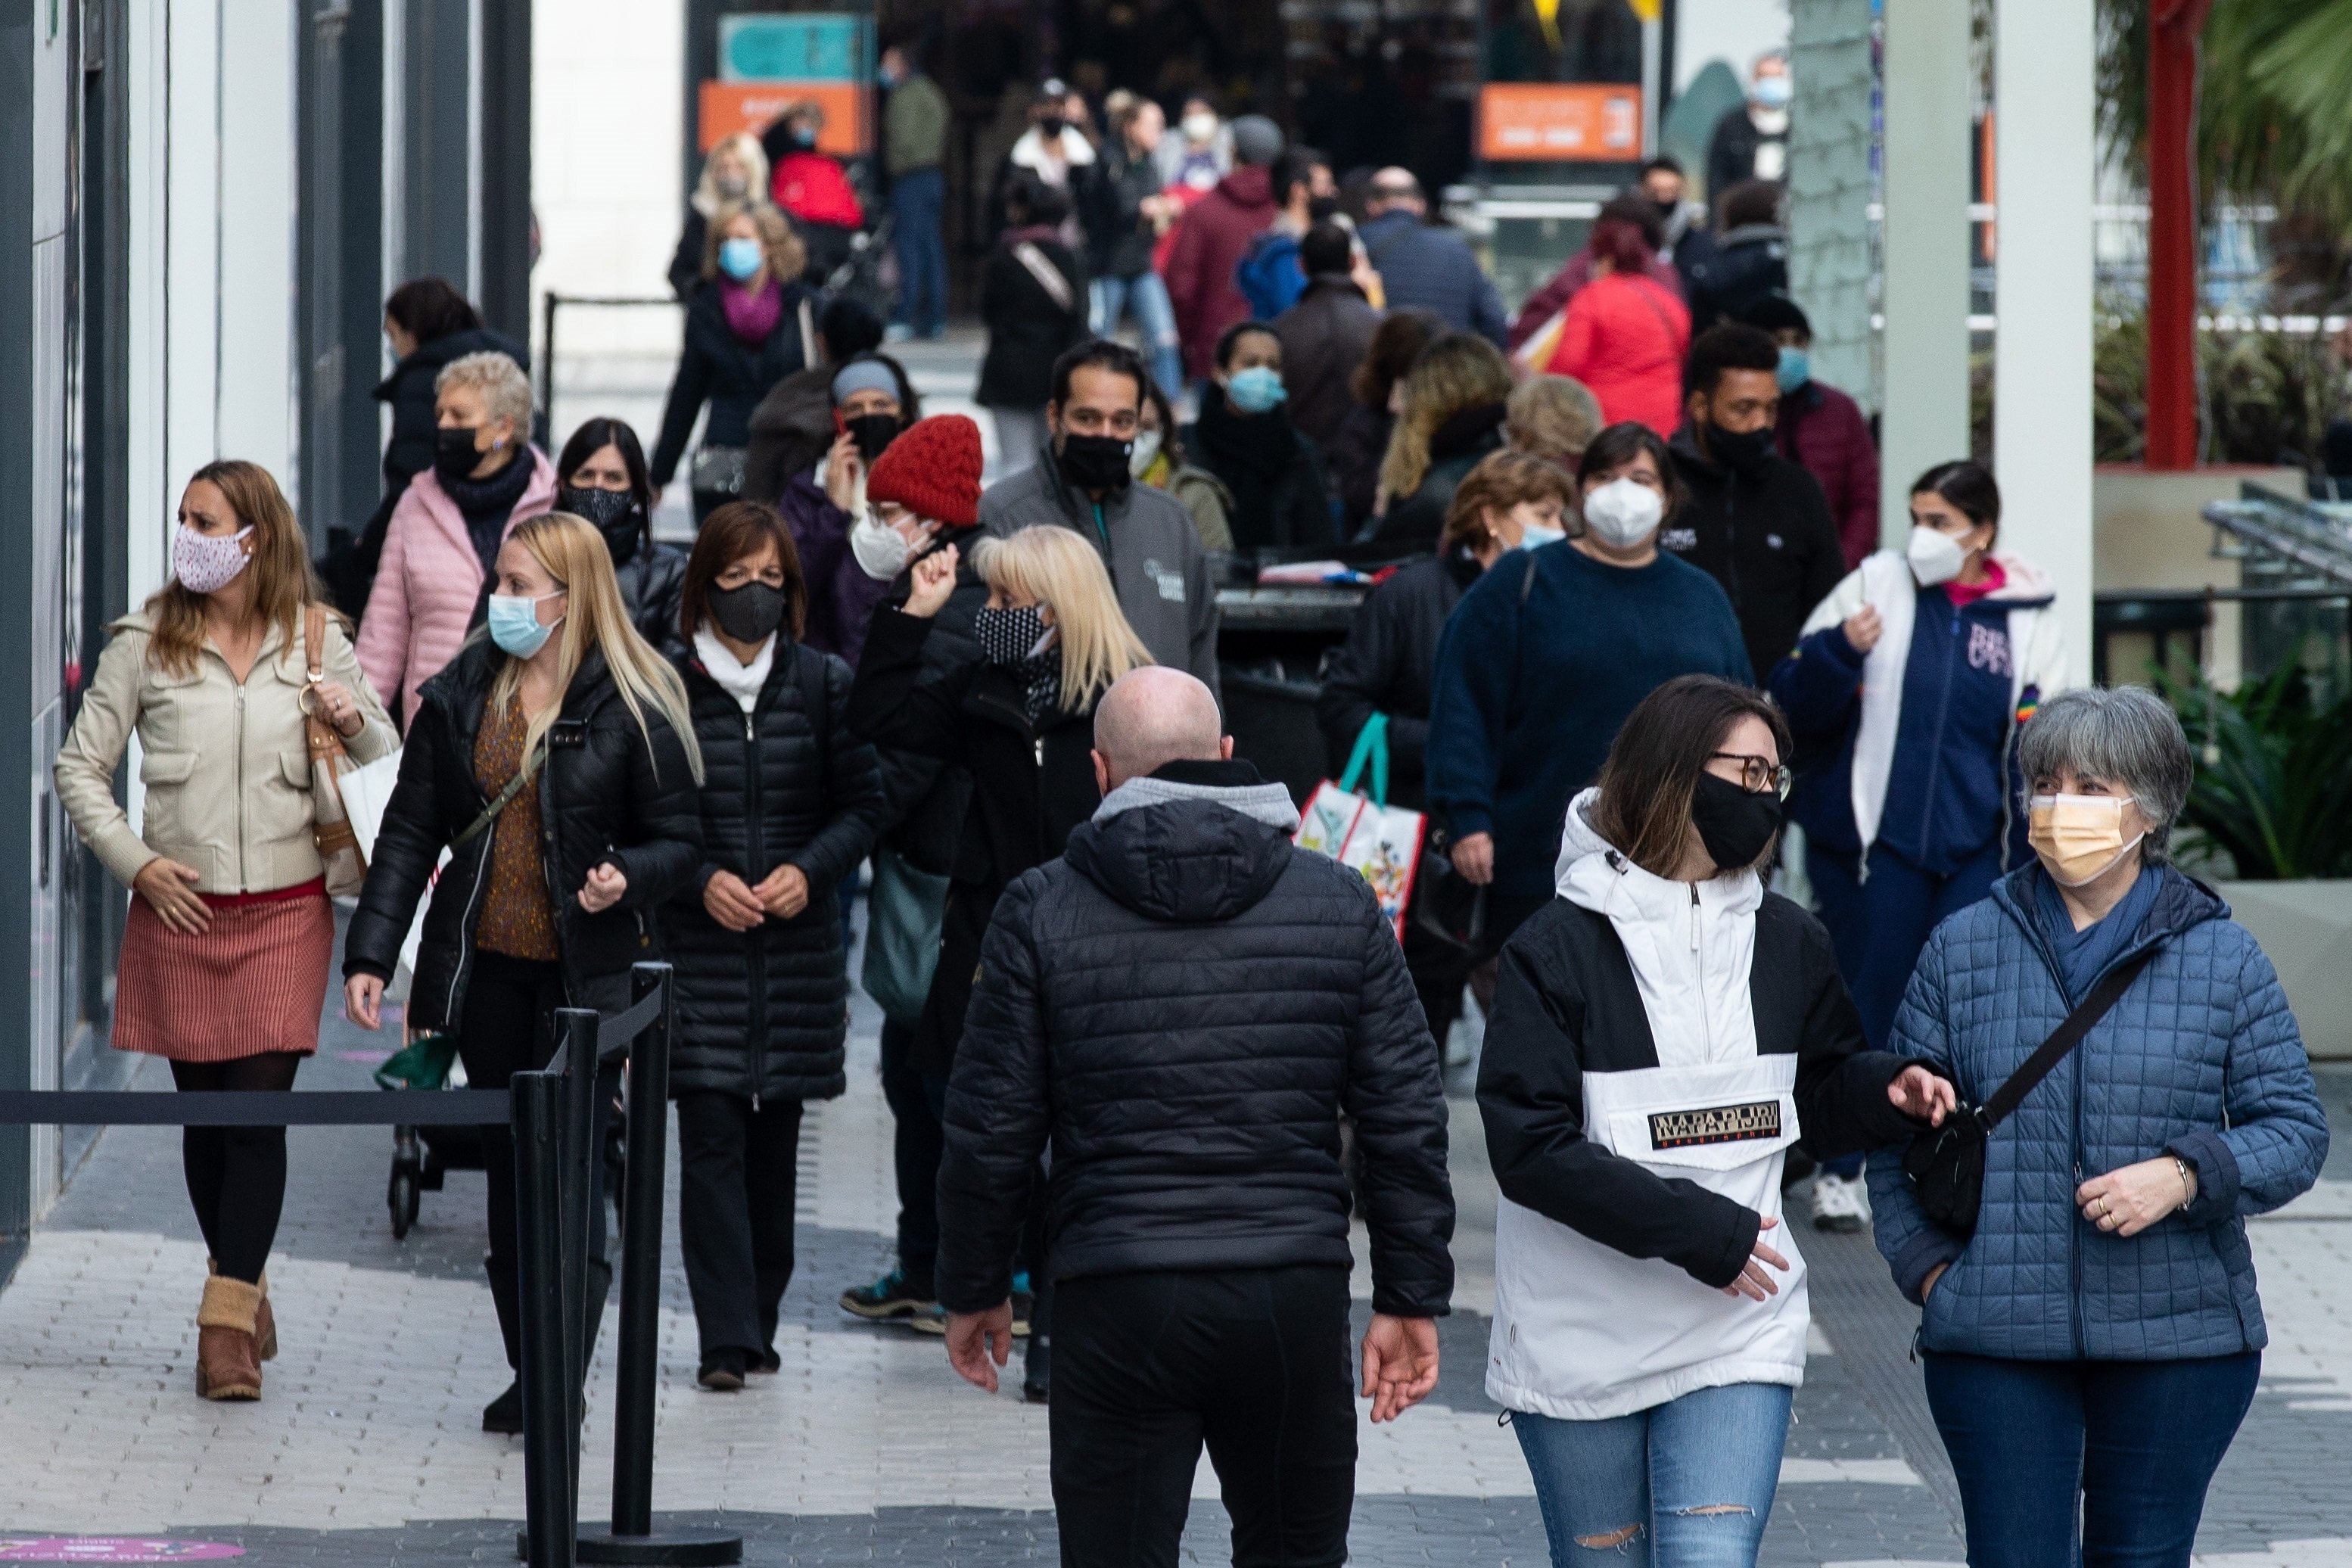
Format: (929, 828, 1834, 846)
(1711, 751, 1792, 801)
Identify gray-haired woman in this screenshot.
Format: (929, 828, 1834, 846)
(1868, 685, 2328, 1563)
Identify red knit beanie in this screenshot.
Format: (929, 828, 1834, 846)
(866, 414, 983, 527)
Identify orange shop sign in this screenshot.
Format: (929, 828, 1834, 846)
(1479, 84, 1641, 162)
(698, 81, 866, 156)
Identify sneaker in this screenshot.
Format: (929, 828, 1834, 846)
(482, 1380, 523, 1435)
(907, 1299, 1031, 1337)
(698, 1349, 748, 1391)
(839, 1265, 938, 1322)
(1809, 1172, 1871, 1233)
(749, 1345, 782, 1375)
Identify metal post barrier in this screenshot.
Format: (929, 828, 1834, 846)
(513, 1067, 579, 1568)
(555, 1008, 603, 1446)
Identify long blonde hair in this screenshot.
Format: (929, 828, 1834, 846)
(701, 200, 807, 288)
(972, 527, 1151, 711)
(145, 459, 328, 677)
(692, 132, 770, 216)
(1377, 333, 1514, 500)
(487, 512, 705, 785)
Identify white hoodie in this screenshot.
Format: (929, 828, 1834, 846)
(1484, 791, 1812, 1421)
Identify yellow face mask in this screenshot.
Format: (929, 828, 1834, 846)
(2027, 793, 2145, 887)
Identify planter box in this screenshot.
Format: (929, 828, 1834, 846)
(2214, 879, 2352, 1060)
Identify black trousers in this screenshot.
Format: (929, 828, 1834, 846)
(170, 1053, 303, 1283)
(677, 1091, 804, 1360)
(1050, 1266, 1357, 1568)
(456, 950, 614, 1370)
(879, 1016, 943, 1283)
(1399, 919, 1475, 1053)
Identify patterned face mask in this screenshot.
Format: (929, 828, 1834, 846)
(172, 523, 256, 595)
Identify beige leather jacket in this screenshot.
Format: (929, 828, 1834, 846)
(56, 611, 397, 894)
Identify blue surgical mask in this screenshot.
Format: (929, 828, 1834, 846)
(488, 592, 562, 659)
(1225, 365, 1287, 415)
(1753, 74, 1793, 109)
(1518, 521, 1567, 550)
(1776, 346, 1810, 394)
(717, 236, 764, 282)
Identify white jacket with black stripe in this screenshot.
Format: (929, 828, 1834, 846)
(1476, 791, 1919, 1420)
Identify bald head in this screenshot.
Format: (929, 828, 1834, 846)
(1093, 667, 1227, 789)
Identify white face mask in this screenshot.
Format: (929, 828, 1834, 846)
(1906, 524, 1970, 588)
(1181, 111, 1218, 145)
(171, 522, 257, 595)
(1581, 477, 1664, 549)
(851, 510, 913, 581)
(1128, 428, 1164, 478)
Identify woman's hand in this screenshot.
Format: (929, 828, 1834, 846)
(346, 973, 386, 1031)
(702, 870, 766, 932)
(578, 861, 629, 913)
(133, 857, 211, 935)
(1451, 832, 1494, 885)
(904, 545, 960, 619)
(2078, 1157, 2196, 1237)
(313, 679, 367, 739)
(756, 863, 810, 919)
(1888, 1065, 1956, 1125)
(1842, 605, 1883, 654)
(1921, 1262, 1949, 1301)
(1722, 1215, 1792, 1302)
(824, 431, 864, 513)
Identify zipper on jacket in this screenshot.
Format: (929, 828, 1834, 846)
(235, 686, 248, 891)
(743, 703, 769, 1112)
(1915, 610, 1963, 854)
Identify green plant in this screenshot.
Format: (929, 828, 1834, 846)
(2086, 310, 2347, 466)
(2155, 655, 2352, 879)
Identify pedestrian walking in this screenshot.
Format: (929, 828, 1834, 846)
(1234, 145, 1333, 322)
(1364, 331, 1514, 548)
(936, 665, 1455, 1566)
(770, 353, 923, 665)
(1869, 686, 2328, 1562)
(1504, 374, 1604, 473)
(986, 82, 1100, 250)
(1743, 294, 1880, 570)
(1153, 95, 1233, 194)
(1480, 674, 1954, 1566)
(1684, 182, 1790, 333)
(1183, 321, 1332, 551)
(767, 100, 866, 285)
(743, 295, 888, 508)
(1426, 422, 1750, 950)
(344, 512, 705, 1433)
(1085, 95, 1187, 399)
(56, 459, 397, 1402)
(667, 502, 887, 1389)
(651, 202, 818, 524)
(879, 44, 951, 342)
(357, 349, 557, 725)
(1707, 53, 1792, 197)
(1161, 114, 1285, 385)
(1355, 169, 1508, 345)
(1661, 323, 1845, 683)
(978, 341, 1221, 695)
(1769, 460, 2065, 1231)
(555, 417, 686, 652)
(1505, 192, 1683, 356)
(669, 134, 770, 303)
(1133, 380, 1234, 552)
(1271, 221, 1381, 455)
(1542, 207, 1691, 437)
(978, 175, 1090, 481)
(1328, 309, 1442, 533)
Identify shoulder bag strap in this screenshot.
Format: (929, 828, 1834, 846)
(795, 644, 831, 814)
(798, 298, 818, 369)
(303, 604, 326, 683)
(1981, 946, 2159, 1128)
(1012, 241, 1078, 316)
(453, 739, 546, 851)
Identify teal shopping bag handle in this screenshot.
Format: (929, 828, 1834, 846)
(1338, 713, 1390, 810)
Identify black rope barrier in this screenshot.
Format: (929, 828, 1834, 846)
(0, 1090, 512, 1125)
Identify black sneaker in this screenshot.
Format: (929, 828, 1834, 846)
(839, 1265, 938, 1321)
(1022, 1335, 1050, 1405)
(749, 1344, 782, 1375)
(482, 1380, 523, 1435)
(698, 1349, 748, 1392)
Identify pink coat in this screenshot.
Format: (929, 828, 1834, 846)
(357, 450, 558, 722)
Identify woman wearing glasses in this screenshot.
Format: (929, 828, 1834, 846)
(1477, 674, 1955, 1566)
(1765, 459, 2066, 1232)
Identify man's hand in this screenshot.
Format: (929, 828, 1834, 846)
(755, 863, 810, 919)
(946, 1302, 1016, 1392)
(1359, 1313, 1440, 1423)
(1451, 832, 1494, 885)
(1888, 1065, 1955, 1125)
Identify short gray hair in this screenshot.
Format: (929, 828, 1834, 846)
(434, 350, 534, 437)
(2016, 686, 2194, 862)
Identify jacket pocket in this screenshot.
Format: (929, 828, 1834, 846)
(138, 751, 198, 845)
(244, 747, 318, 851)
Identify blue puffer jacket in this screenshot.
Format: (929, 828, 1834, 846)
(1868, 863, 2327, 1361)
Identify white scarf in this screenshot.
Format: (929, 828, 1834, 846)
(694, 625, 775, 714)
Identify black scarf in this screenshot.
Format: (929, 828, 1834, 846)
(1193, 390, 1304, 550)
(442, 451, 535, 581)
(1428, 401, 1507, 463)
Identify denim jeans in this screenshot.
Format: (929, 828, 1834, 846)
(1512, 1382, 1790, 1566)
(1090, 271, 1185, 401)
(1924, 1351, 2259, 1566)
(889, 168, 948, 338)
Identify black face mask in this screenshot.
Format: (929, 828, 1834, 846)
(1652, 197, 1681, 225)
(1689, 771, 1782, 873)
(845, 412, 901, 463)
(708, 580, 789, 644)
(1705, 422, 1776, 478)
(1037, 114, 1067, 138)
(559, 485, 646, 564)
(1057, 431, 1134, 493)
(434, 425, 485, 482)
(1308, 195, 1342, 225)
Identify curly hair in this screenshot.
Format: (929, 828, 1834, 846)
(1377, 333, 1514, 501)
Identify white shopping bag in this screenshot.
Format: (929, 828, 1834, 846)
(1294, 714, 1424, 943)
(334, 747, 447, 991)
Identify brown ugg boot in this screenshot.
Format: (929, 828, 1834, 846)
(195, 1276, 264, 1400)
(209, 1258, 275, 1361)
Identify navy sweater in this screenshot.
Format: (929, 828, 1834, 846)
(1426, 543, 1751, 898)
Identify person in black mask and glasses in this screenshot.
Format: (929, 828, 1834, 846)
(977, 339, 1221, 699)
(556, 417, 687, 652)
(1660, 323, 1845, 684)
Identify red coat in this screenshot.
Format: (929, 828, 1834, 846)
(771, 153, 865, 229)
(1778, 379, 1881, 569)
(1545, 272, 1691, 437)
(1161, 166, 1275, 381)
(1507, 249, 1683, 352)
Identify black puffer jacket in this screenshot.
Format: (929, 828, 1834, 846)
(375, 328, 532, 493)
(667, 641, 888, 1103)
(345, 639, 705, 1028)
(1314, 547, 1485, 811)
(650, 280, 815, 489)
(934, 767, 1458, 1316)
(611, 535, 689, 654)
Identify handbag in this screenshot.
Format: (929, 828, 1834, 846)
(1411, 829, 1489, 953)
(861, 847, 950, 1028)
(1294, 712, 1426, 943)
(690, 444, 748, 499)
(1902, 947, 2158, 1236)
(301, 605, 369, 898)
(373, 1029, 459, 1092)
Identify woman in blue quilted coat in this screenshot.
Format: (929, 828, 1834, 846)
(1868, 685, 2327, 1564)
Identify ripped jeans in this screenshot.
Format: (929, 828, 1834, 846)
(1512, 1382, 1790, 1566)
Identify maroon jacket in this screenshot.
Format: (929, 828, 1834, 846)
(1505, 250, 1685, 353)
(1778, 378, 1881, 571)
(1163, 166, 1276, 381)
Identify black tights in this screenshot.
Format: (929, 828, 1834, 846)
(170, 1053, 303, 1283)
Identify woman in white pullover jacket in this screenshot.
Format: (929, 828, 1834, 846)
(1476, 675, 1952, 1566)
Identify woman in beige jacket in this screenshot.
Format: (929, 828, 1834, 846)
(56, 459, 394, 1402)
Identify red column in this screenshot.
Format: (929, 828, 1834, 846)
(2145, 0, 2211, 470)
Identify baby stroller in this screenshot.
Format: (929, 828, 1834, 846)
(822, 213, 896, 323)
(376, 1031, 487, 1239)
